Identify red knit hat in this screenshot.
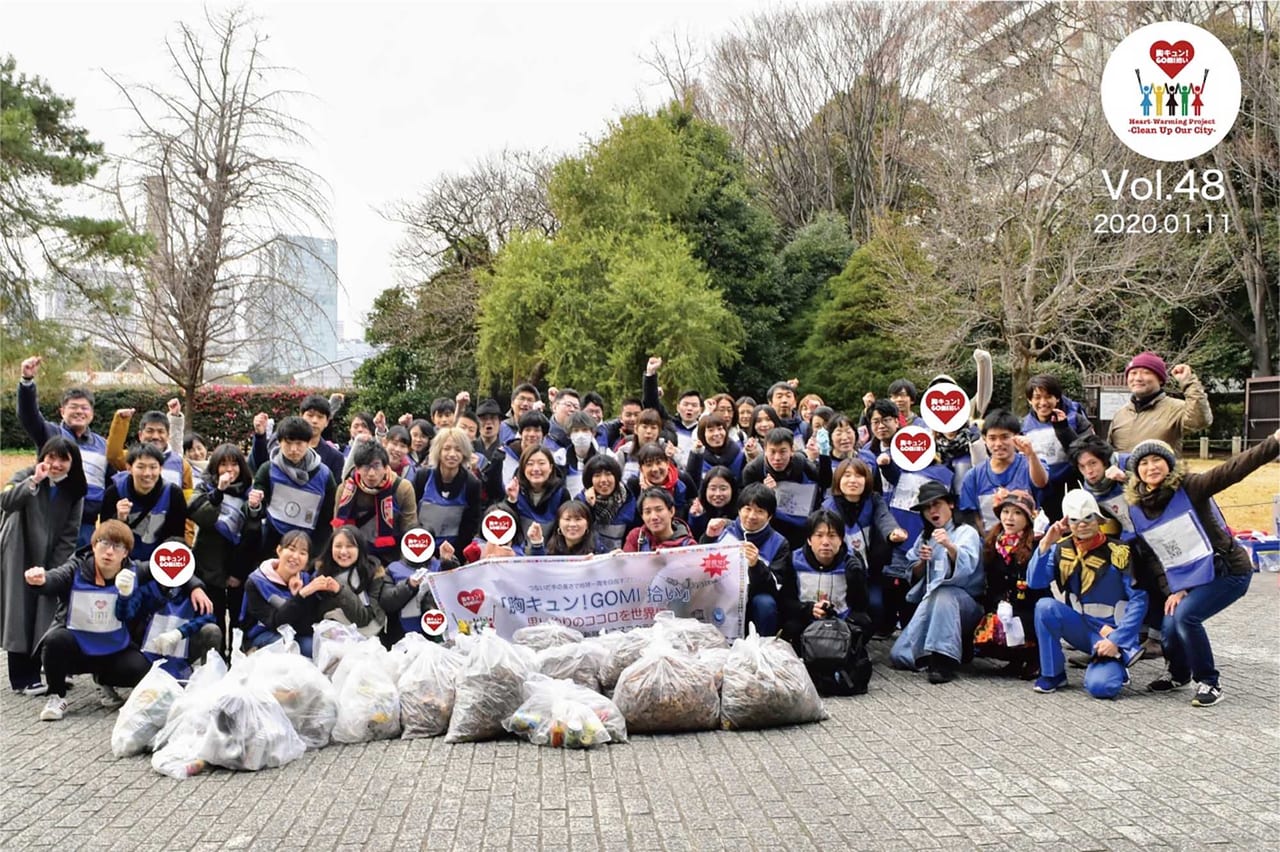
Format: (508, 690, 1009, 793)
(1125, 352, 1167, 384)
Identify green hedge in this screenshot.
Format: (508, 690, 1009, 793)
(1, 385, 361, 454)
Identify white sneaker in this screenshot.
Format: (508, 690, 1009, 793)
(21, 682, 48, 696)
(98, 684, 125, 710)
(39, 696, 67, 721)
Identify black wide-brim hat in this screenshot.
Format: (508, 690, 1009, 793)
(910, 480, 955, 512)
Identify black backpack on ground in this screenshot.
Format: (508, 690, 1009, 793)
(800, 615, 872, 696)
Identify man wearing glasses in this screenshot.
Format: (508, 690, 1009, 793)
(332, 441, 417, 565)
(1027, 491, 1149, 699)
(17, 355, 110, 546)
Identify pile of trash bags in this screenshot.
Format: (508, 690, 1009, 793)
(110, 613, 829, 778)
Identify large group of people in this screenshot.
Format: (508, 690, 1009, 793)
(3, 349, 1274, 724)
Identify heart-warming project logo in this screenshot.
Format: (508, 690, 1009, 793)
(1101, 22, 1240, 160)
(457, 589, 486, 614)
(890, 426, 936, 473)
(150, 543, 195, 588)
(481, 510, 517, 546)
(400, 528, 436, 564)
(420, 609, 448, 636)
(920, 383, 970, 434)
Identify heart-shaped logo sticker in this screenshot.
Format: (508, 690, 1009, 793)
(1150, 39, 1194, 79)
(890, 426, 935, 473)
(420, 609, 448, 636)
(457, 589, 486, 614)
(400, 528, 436, 564)
(920, 383, 971, 434)
(481, 510, 517, 546)
(150, 543, 195, 588)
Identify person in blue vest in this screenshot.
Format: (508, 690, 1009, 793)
(563, 411, 601, 498)
(23, 520, 151, 721)
(188, 443, 261, 660)
(1022, 374, 1095, 520)
(858, 400, 954, 636)
(1069, 436, 1133, 540)
(579, 454, 638, 552)
(17, 354, 110, 545)
(642, 355, 703, 466)
(685, 414, 745, 492)
(1127, 432, 1279, 707)
(247, 416, 337, 559)
(623, 488, 697, 552)
(1027, 490, 1146, 698)
(249, 395, 346, 486)
(99, 444, 188, 563)
(890, 481, 984, 684)
(686, 465, 738, 541)
(485, 411, 551, 504)
(701, 483, 793, 637)
(105, 408, 193, 499)
(240, 530, 339, 657)
(412, 427, 482, 555)
(821, 457, 907, 634)
(742, 428, 820, 549)
(958, 409, 1049, 536)
(383, 542, 450, 643)
(625, 442, 696, 520)
(498, 383, 542, 444)
(1, 436, 86, 694)
(528, 500, 607, 556)
(114, 562, 221, 679)
(767, 381, 805, 442)
(333, 441, 418, 566)
(501, 445, 570, 543)
(779, 508, 871, 642)
(545, 387, 581, 464)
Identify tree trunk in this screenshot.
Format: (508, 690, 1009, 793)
(1010, 351, 1032, 417)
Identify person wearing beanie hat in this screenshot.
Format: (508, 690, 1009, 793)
(1125, 426, 1280, 707)
(976, 488, 1047, 679)
(889, 481, 983, 684)
(1106, 354, 1212, 453)
(1026, 489, 1148, 699)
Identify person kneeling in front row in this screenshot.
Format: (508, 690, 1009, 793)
(1027, 491, 1147, 699)
(24, 521, 151, 721)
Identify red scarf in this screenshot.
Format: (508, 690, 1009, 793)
(333, 472, 399, 549)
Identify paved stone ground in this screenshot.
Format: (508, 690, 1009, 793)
(2, 579, 1277, 852)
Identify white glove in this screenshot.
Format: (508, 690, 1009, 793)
(411, 567, 431, 585)
(114, 569, 136, 597)
(153, 629, 183, 656)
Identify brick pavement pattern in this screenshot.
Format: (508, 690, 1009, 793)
(2, 580, 1277, 852)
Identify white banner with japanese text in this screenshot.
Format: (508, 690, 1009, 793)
(424, 543, 748, 640)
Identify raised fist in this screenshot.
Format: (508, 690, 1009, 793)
(253, 412, 269, 435)
(20, 355, 42, 379)
(114, 569, 136, 597)
(167, 398, 182, 416)
(247, 488, 264, 509)
(646, 356, 663, 376)
(116, 408, 136, 420)
(1170, 364, 1192, 383)
(527, 523, 544, 545)
(116, 498, 134, 521)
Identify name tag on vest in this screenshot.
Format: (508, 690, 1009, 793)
(774, 481, 816, 518)
(1144, 513, 1212, 569)
(69, 589, 123, 633)
(268, 481, 323, 528)
(142, 613, 190, 658)
(1027, 427, 1066, 466)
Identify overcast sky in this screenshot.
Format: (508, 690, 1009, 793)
(6, 0, 795, 336)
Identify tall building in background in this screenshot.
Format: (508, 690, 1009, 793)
(246, 235, 340, 376)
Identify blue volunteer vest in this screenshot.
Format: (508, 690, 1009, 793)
(720, 520, 788, 580)
(161, 449, 184, 489)
(1092, 482, 1135, 540)
(66, 569, 131, 656)
(241, 568, 310, 643)
(515, 486, 567, 538)
(1129, 489, 1220, 593)
(112, 471, 173, 561)
(1020, 415, 1074, 482)
(588, 492, 637, 551)
(822, 495, 875, 564)
(141, 591, 196, 677)
(417, 469, 469, 546)
(700, 443, 746, 480)
(963, 456, 1035, 530)
(64, 425, 108, 509)
(791, 548, 851, 618)
(266, 462, 329, 534)
(764, 466, 817, 530)
(387, 559, 439, 635)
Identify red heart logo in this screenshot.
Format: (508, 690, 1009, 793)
(458, 589, 486, 614)
(153, 546, 190, 581)
(95, 599, 108, 610)
(403, 532, 433, 558)
(1150, 40, 1194, 79)
(894, 432, 931, 464)
(484, 514, 514, 537)
(421, 610, 446, 633)
(922, 389, 966, 420)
